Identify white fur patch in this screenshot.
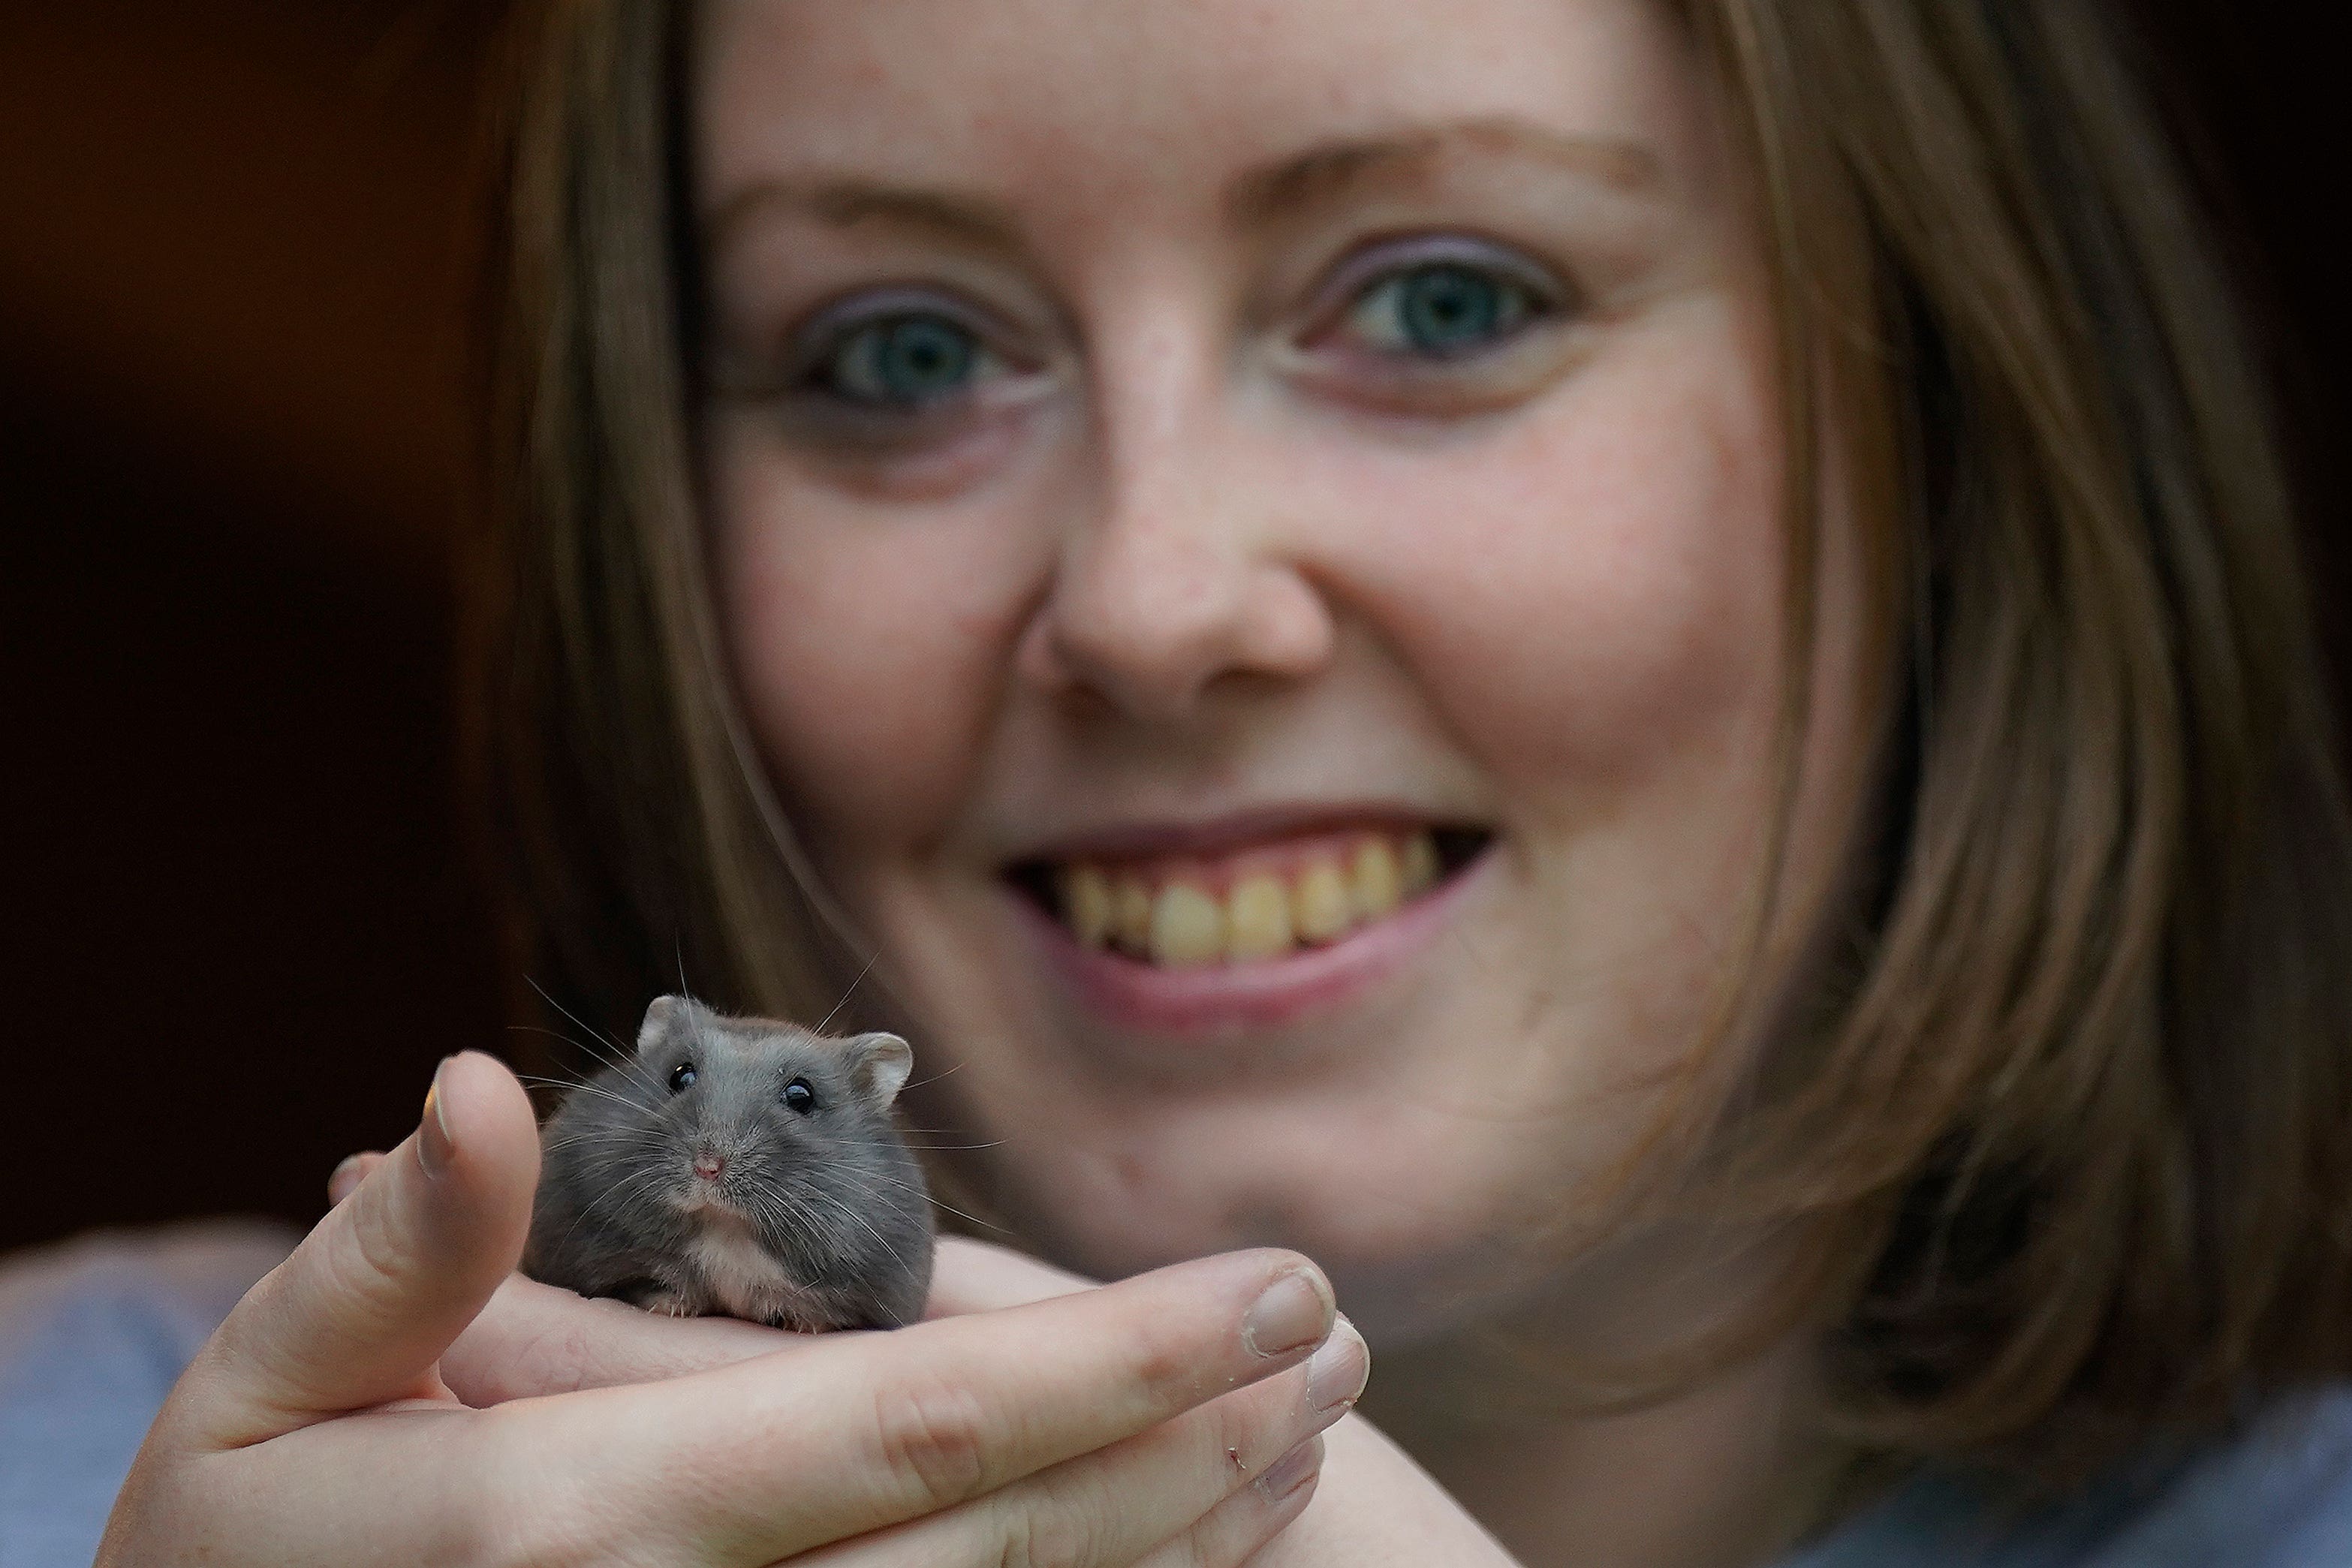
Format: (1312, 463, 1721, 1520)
(686, 1217, 824, 1326)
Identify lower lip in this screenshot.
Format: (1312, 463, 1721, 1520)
(1010, 846, 1491, 1035)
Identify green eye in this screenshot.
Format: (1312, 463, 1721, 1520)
(1348, 261, 1540, 359)
(822, 312, 983, 405)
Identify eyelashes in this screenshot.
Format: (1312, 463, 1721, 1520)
(800, 303, 1003, 411)
(1305, 234, 1569, 364)
(729, 232, 1583, 447)
(1348, 263, 1540, 357)
(717, 288, 1039, 454)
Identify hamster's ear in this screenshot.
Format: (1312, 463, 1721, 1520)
(637, 995, 692, 1056)
(848, 1032, 914, 1106)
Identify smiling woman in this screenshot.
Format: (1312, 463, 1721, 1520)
(61, 1, 2352, 1566)
(679, 0, 1825, 1380)
(466, 0, 2352, 1562)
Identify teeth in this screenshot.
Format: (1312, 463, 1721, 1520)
(1290, 860, 1354, 944)
(1350, 838, 1402, 921)
(1149, 883, 1226, 967)
(1225, 874, 1295, 962)
(1114, 874, 1155, 953)
(1062, 865, 1114, 949)
(1056, 829, 1459, 968)
(1400, 830, 1439, 896)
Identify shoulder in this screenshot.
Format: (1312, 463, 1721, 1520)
(1787, 1387, 2352, 1568)
(0, 1220, 297, 1568)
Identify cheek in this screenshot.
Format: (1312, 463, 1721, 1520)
(1326, 305, 1783, 808)
(709, 432, 1043, 853)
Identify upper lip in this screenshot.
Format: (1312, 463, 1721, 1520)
(1002, 800, 1462, 868)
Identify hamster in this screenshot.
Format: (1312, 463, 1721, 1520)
(524, 995, 935, 1331)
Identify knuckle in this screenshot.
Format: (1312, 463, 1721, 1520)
(869, 1374, 998, 1507)
(459, 1414, 631, 1568)
(1153, 1527, 1217, 1568)
(332, 1189, 416, 1308)
(1120, 1308, 1203, 1408)
(400, 1447, 510, 1566)
(993, 1500, 1103, 1568)
(512, 1313, 600, 1398)
(1210, 1377, 1298, 1471)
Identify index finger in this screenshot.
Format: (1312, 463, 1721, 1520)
(445, 1237, 1098, 1407)
(439, 1272, 808, 1404)
(923, 1235, 1097, 1317)
(531, 1247, 1339, 1563)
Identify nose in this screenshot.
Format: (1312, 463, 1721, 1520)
(691, 1152, 725, 1181)
(1016, 348, 1333, 720)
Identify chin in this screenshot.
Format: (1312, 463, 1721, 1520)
(962, 1079, 1580, 1350)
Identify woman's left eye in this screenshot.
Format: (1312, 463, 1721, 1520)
(1342, 260, 1546, 360)
(809, 310, 994, 408)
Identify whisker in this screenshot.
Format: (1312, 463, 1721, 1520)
(541, 1126, 669, 1155)
(919, 1193, 1010, 1235)
(548, 1163, 671, 1264)
(739, 1175, 837, 1272)
(524, 1077, 655, 1118)
(816, 950, 880, 1035)
(832, 1165, 1012, 1238)
(796, 1178, 914, 1276)
(509, 1022, 626, 1076)
(510, 1020, 651, 1095)
(526, 977, 644, 1079)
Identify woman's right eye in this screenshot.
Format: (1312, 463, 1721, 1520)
(667, 1061, 697, 1094)
(802, 308, 998, 409)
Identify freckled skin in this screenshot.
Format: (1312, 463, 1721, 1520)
(525, 999, 935, 1331)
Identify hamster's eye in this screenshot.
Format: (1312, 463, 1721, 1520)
(668, 1061, 697, 1094)
(782, 1077, 818, 1115)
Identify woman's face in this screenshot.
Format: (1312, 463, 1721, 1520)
(697, 0, 1866, 1341)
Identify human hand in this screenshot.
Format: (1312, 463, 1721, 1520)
(922, 1244, 1519, 1568)
(450, 1233, 1513, 1566)
(96, 1052, 1366, 1567)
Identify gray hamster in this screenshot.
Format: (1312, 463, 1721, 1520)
(524, 995, 935, 1331)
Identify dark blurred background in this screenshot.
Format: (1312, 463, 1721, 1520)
(0, 3, 2342, 1255)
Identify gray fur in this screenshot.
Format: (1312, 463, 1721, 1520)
(523, 996, 935, 1330)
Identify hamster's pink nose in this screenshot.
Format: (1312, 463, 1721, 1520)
(692, 1153, 725, 1181)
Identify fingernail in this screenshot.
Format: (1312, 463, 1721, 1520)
(1305, 1313, 1369, 1412)
(1255, 1434, 1323, 1500)
(327, 1154, 369, 1205)
(1243, 1267, 1333, 1359)
(419, 1058, 457, 1178)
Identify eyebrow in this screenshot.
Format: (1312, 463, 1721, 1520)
(703, 179, 1029, 256)
(1226, 116, 1664, 227)
(702, 116, 1664, 253)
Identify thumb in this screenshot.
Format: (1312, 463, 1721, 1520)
(183, 1051, 539, 1446)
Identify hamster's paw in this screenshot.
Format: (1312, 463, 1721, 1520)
(637, 1286, 700, 1318)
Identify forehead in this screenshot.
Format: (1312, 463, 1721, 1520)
(661, 1016, 826, 1069)
(694, 0, 1718, 232)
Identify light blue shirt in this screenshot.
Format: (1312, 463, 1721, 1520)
(0, 1224, 295, 1568)
(5, 1225, 2349, 1567)
(1781, 1386, 2352, 1567)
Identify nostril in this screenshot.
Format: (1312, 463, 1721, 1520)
(692, 1153, 724, 1180)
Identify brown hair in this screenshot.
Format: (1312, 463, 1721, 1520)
(475, 0, 2352, 1490)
